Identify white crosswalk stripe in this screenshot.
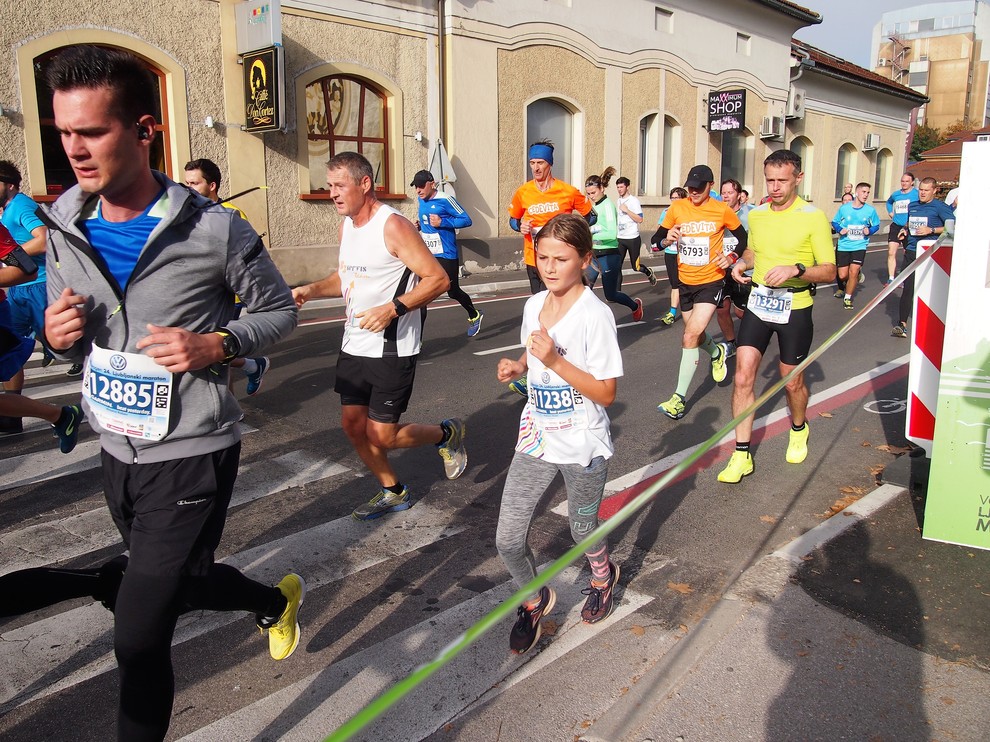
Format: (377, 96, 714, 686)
(0, 499, 465, 712)
(1, 368, 650, 740)
(179, 565, 655, 742)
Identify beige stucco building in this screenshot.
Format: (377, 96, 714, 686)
(871, 0, 990, 130)
(0, 0, 925, 284)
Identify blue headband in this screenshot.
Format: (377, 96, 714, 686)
(528, 144, 554, 165)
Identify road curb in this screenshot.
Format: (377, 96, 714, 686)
(580, 483, 908, 742)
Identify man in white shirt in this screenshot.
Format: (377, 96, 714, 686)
(292, 152, 468, 520)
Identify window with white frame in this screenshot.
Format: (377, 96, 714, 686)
(638, 113, 658, 196)
(790, 136, 813, 198)
(720, 129, 754, 193)
(661, 115, 681, 195)
(834, 143, 856, 199)
(526, 98, 573, 184)
(874, 148, 893, 197)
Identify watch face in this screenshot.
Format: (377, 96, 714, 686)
(223, 334, 238, 357)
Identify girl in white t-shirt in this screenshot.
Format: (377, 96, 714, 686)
(496, 213, 624, 654)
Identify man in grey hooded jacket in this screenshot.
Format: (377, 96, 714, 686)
(40, 45, 302, 742)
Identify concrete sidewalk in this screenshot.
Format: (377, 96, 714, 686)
(581, 464, 989, 742)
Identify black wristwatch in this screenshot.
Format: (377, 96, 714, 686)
(795, 263, 807, 278)
(392, 298, 409, 317)
(214, 329, 241, 363)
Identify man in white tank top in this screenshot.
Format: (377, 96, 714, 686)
(293, 153, 468, 520)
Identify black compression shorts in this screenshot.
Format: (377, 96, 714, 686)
(737, 305, 814, 366)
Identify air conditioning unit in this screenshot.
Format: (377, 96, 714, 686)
(785, 85, 806, 119)
(864, 133, 881, 150)
(878, 58, 889, 67)
(759, 115, 784, 139)
(977, 134, 990, 142)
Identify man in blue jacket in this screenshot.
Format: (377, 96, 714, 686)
(412, 170, 483, 336)
(40, 46, 302, 741)
(891, 177, 954, 338)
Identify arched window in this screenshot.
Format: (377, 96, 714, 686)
(790, 136, 813, 197)
(874, 148, 894, 197)
(661, 116, 681, 195)
(306, 75, 389, 192)
(834, 144, 856, 199)
(720, 129, 754, 192)
(32, 46, 171, 199)
(526, 98, 573, 185)
(638, 113, 658, 195)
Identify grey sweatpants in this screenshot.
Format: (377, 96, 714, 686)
(495, 451, 609, 602)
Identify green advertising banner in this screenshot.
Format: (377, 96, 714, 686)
(924, 140, 990, 550)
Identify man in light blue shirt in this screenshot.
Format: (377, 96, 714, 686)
(0, 161, 51, 434)
(831, 182, 879, 310)
(885, 172, 918, 285)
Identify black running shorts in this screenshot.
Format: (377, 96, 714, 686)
(679, 280, 724, 313)
(737, 305, 814, 366)
(835, 249, 866, 267)
(887, 222, 907, 244)
(335, 351, 418, 424)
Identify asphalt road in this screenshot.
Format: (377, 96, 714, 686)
(0, 252, 919, 741)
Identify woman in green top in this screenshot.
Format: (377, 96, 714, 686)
(584, 167, 643, 321)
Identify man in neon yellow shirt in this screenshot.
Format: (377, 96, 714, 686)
(718, 149, 836, 483)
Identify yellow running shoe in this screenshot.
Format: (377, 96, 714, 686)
(267, 573, 306, 660)
(711, 343, 728, 383)
(717, 450, 754, 483)
(786, 423, 810, 464)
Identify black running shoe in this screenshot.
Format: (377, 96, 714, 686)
(66, 363, 83, 377)
(581, 562, 620, 624)
(509, 585, 556, 654)
(52, 404, 83, 454)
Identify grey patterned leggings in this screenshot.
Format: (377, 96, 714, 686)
(495, 451, 609, 603)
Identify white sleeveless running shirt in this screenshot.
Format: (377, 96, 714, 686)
(339, 204, 422, 358)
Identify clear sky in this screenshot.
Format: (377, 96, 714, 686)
(794, 0, 957, 68)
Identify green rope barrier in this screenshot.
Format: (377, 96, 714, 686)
(324, 231, 950, 741)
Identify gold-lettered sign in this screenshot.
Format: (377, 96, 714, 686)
(242, 46, 284, 133)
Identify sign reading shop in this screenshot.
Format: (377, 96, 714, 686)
(242, 46, 284, 132)
(708, 89, 746, 132)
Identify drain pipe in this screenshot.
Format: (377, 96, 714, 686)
(438, 0, 447, 142)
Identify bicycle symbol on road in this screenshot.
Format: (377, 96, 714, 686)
(864, 399, 907, 414)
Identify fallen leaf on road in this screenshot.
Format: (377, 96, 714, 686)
(869, 465, 885, 477)
(796, 650, 809, 657)
(668, 582, 694, 595)
(861, 441, 872, 447)
(822, 494, 862, 517)
(630, 625, 646, 637)
(876, 444, 912, 454)
(542, 619, 559, 636)
(760, 514, 777, 524)
(840, 485, 868, 495)
(818, 411, 833, 418)
(678, 624, 689, 633)
(940, 696, 955, 705)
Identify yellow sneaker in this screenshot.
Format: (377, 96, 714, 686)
(267, 573, 306, 660)
(717, 450, 754, 483)
(786, 423, 810, 464)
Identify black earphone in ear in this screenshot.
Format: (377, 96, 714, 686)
(136, 124, 150, 141)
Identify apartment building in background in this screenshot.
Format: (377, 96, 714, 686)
(871, 0, 990, 129)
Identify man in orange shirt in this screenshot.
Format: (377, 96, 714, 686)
(506, 139, 595, 395)
(651, 165, 748, 420)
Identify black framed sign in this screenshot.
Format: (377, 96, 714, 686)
(243, 46, 283, 133)
(709, 89, 746, 132)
